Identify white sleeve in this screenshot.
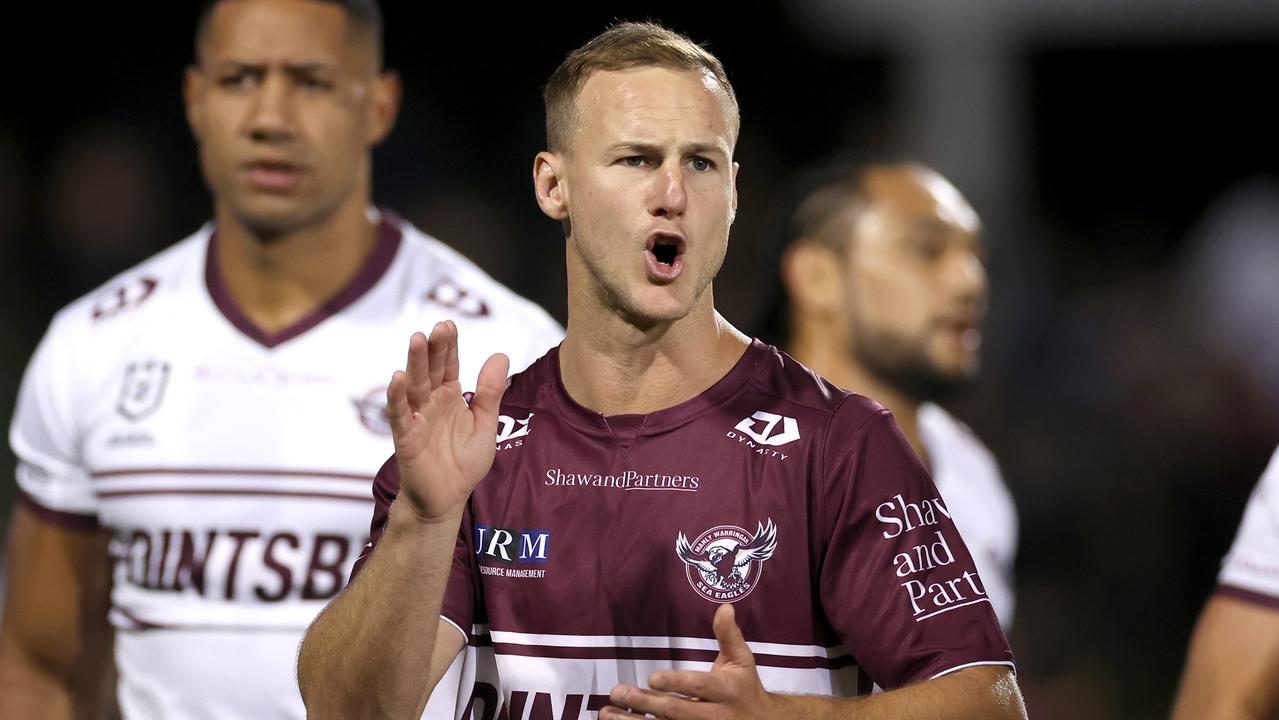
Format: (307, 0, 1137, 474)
(1218, 446, 1279, 604)
(507, 306, 564, 376)
(9, 311, 99, 528)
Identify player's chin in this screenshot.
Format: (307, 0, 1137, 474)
(625, 287, 697, 326)
(228, 195, 321, 234)
(930, 353, 980, 384)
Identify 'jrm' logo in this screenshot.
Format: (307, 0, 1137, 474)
(474, 524, 551, 564)
(733, 411, 800, 446)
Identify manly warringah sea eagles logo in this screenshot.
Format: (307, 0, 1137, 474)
(352, 387, 391, 436)
(676, 519, 778, 602)
(117, 360, 170, 421)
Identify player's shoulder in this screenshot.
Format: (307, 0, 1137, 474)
(497, 346, 559, 414)
(744, 341, 888, 429)
(918, 402, 1000, 467)
(389, 213, 561, 336)
(45, 225, 212, 342)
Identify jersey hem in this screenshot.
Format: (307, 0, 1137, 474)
(440, 614, 468, 645)
(1216, 583, 1279, 609)
(18, 491, 99, 531)
(927, 659, 1017, 681)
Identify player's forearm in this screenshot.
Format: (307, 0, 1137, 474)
(774, 666, 1025, 720)
(298, 500, 461, 720)
(1171, 596, 1279, 720)
(0, 648, 76, 720)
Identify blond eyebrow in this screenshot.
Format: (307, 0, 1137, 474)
(604, 141, 728, 157)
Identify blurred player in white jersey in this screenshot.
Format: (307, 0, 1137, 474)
(0, 1, 561, 718)
(1172, 445, 1279, 719)
(764, 162, 1018, 629)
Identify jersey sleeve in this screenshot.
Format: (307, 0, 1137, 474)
(507, 310, 564, 376)
(350, 455, 479, 644)
(9, 311, 98, 528)
(1217, 446, 1279, 606)
(818, 406, 1013, 688)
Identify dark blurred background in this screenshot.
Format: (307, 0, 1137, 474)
(3, 2, 1277, 717)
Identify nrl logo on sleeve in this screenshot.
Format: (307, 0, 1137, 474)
(117, 360, 171, 421)
(676, 519, 778, 602)
(496, 413, 532, 450)
(92, 276, 159, 322)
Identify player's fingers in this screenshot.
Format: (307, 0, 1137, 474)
(470, 353, 510, 428)
(385, 370, 411, 437)
(604, 686, 716, 720)
(442, 320, 461, 385)
(403, 332, 432, 407)
(426, 321, 450, 390)
(712, 604, 754, 667)
(649, 670, 730, 703)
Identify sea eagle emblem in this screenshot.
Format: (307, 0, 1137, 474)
(676, 519, 778, 602)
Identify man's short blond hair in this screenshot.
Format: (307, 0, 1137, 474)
(543, 21, 740, 151)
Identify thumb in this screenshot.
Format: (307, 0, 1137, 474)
(712, 603, 754, 667)
(470, 353, 510, 427)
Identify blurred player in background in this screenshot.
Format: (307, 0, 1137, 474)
(762, 162, 1018, 629)
(1172, 444, 1279, 719)
(0, 1, 561, 718)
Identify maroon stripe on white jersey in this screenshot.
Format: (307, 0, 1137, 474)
(90, 467, 371, 482)
(1217, 583, 1279, 609)
(110, 605, 317, 633)
(19, 491, 100, 530)
(98, 488, 371, 502)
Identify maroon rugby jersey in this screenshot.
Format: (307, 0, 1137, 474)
(359, 340, 1012, 718)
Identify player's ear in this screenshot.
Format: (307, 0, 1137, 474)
(534, 152, 569, 221)
(782, 241, 843, 317)
(184, 65, 207, 142)
(365, 70, 401, 146)
(729, 161, 740, 225)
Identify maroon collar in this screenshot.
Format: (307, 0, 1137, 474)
(543, 339, 770, 439)
(204, 218, 402, 349)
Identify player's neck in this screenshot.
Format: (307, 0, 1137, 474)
(559, 291, 750, 416)
(788, 331, 930, 468)
(212, 200, 381, 335)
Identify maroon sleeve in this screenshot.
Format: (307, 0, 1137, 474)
(349, 455, 401, 582)
(440, 503, 480, 637)
(818, 406, 1013, 688)
(349, 454, 479, 638)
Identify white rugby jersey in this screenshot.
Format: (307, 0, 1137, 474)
(9, 210, 563, 720)
(1218, 445, 1279, 605)
(919, 402, 1018, 629)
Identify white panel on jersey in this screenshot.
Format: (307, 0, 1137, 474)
(918, 402, 1018, 629)
(1219, 446, 1279, 600)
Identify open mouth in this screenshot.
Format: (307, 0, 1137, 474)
(645, 232, 687, 282)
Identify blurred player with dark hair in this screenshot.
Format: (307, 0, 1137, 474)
(1172, 444, 1279, 719)
(299, 22, 1025, 720)
(760, 162, 1018, 630)
(0, 1, 561, 717)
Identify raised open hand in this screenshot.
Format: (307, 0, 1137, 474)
(386, 320, 510, 523)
